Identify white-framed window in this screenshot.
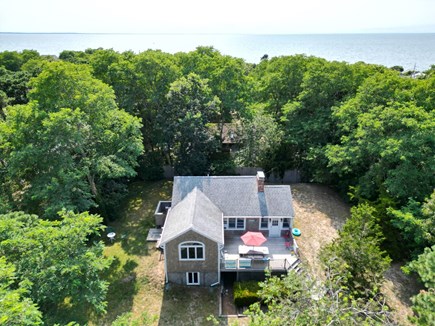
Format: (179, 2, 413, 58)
(224, 218, 245, 230)
(272, 219, 279, 226)
(260, 217, 268, 229)
(283, 218, 290, 228)
(186, 272, 200, 285)
(179, 242, 205, 260)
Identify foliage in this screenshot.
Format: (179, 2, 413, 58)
(0, 61, 143, 218)
(247, 269, 392, 325)
(0, 211, 111, 320)
(320, 204, 391, 297)
(406, 246, 435, 325)
(235, 111, 283, 168)
(250, 54, 313, 119)
(59, 49, 90, 64)
(103, 50, 180, 146)
(409, 245, 435, 289)
(177, 46, 250, 122)
(389, 191, 435, 258)
(410, 289, 435, 326)
(0, 50, 40, 71)
(0, 257, 43, 325)
(160, 73, 220, 175)
(209, 154, 237, 175)
(280, 60, 383, 180)
(327, 72, 435, 203)
(0, 66, 31, 106)
(233, 281, 261, 307)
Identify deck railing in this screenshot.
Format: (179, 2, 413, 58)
(221, 256, 296, 272)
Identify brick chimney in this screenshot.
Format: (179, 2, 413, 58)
(257, 171, 265, 192)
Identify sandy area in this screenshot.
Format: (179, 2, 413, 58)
(290, 183, 419, 325)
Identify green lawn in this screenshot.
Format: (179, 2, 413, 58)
(90, 180, 227, 326)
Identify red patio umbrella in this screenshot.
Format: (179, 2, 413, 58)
(241, 231, 267, 246)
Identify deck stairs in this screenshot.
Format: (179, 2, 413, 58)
(286, 257, 302, 273)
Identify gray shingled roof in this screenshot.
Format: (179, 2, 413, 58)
(172, 176, 294, 217)
(264, 186, 295, 216)
(159, 187, 224, 245)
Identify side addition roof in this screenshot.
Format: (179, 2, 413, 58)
(264, 186, 295, 216)
(159, 187, 224, 246)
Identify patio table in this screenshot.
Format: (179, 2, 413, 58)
(238, 245, 269, 255)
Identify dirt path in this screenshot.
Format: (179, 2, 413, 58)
(291, 183, 418, 325)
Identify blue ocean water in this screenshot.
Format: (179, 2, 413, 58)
(0, 33, 434, 71)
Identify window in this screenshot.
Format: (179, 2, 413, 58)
(283, 218, 290, 228)
(260, 218, 268, 229)
(224, 218, 245, 230)
(272, 219, 279, 226)
(186, 272, 200, 285)
(179, 242, 205, 260)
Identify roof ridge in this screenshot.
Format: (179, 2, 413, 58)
(174, 175, 256, 179)
(191, 187, 198, 227)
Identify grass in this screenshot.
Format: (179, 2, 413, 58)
(87, 180, 224, 326)
(46, 181, 416, 325)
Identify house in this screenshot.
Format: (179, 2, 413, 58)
(208, 122, 240, 153)
(157, 171, 298, 286)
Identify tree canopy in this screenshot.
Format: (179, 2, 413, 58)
(161, 73, 220, 175)
(0, 61, 143, 218)
(0, 211, 110, 322)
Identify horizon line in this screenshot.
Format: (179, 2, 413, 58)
(1, 31, 435, 35)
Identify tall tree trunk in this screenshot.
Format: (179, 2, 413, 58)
(87, 173, 98, 198)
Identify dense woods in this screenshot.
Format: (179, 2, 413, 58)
(0, 48, 434, 324)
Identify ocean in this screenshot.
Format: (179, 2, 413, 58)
(1, 33, 434, 71)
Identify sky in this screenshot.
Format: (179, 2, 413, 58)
(0, 0, 434, 34)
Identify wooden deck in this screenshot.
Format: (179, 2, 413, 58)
(221, 235, 299, 272)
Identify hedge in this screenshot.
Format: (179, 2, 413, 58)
(233, 281, 261, 307)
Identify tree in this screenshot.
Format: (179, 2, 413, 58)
(161, 73, 220, 175)
(321, 204, 391, 297)
(0, 257, 43, 325)
(407, 245, 435, 325)
(235, 111, 283, 168)
(250, 54, 313, 119)
(0, 50, 40, 72)
(327, 72, 435, 203)
(247, 269, 392, 325)
(0, 61, 143, 218)
(88, 48, 122, 84)
(59, 50, 90, 64)
(132, 50, 181, 150)
(0, 211, 111, 318)
(389, 191, 435, 258)
(280, 60, 378, 181)
(0, 66, 31, 106)
(177, 46, 250, 134)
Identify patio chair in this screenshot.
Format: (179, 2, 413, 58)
(238, 258, 252, 269)
(225, 259, 237, 269)
(285, 242, 291, 250)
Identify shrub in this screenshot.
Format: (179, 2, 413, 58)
(233, 281, 261, 307)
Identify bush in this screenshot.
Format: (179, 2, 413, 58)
(233, 281, 261, 307)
